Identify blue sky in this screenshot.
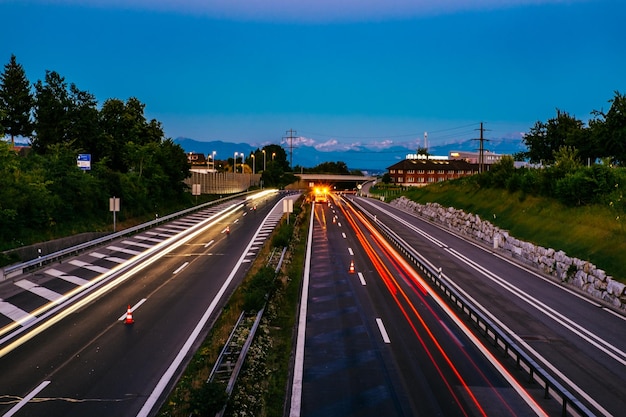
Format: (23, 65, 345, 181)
(1, 0, 624, 153)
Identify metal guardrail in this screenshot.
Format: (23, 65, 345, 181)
(347, 197, 595, 417)
(207, 246, 288, 417)
(1, 192, 251, 280)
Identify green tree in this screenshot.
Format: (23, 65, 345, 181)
(99, 97, 164, 172)
(0, 54, 34, 146)
(32, 70, 71, 153)
(590, 91, 626, 165)
(522, 109, 585, 165)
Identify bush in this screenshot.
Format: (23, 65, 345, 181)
(188, 382, 229, 417)
(243, 266, 277, 312)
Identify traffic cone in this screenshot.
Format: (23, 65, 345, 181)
(349, 260, 355, 274)
(124, 305, 134, 324)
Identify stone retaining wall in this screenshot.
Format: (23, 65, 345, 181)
(389, 196, 626, 311)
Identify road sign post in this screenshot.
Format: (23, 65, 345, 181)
(109, 197, 120, 232)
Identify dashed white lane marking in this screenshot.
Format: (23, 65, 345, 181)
(44, 268, 89, 286)
(118, 298, 147, 321)
(68, 259, 109, 274)
(133, 235, 164, 243)
(204, 240, 215, 248)
(121, 240, 153, 249)
(0, 300, 35, 324)
(173, 262, 189, 275)
(107, 246, 141, 256)
(348, 247, 354, 256)
(14, 280, 62, 302)
(88, 252, 127, 264)
(3, 380, 50, 417)
(145, 231, 172, 238)
(357, 272, 366, 286)
(376, 318, 391, 344)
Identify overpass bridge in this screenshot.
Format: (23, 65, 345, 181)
(289, 173, 377, 191)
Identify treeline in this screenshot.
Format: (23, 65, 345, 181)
(473, 91, 626, 210)
(0, 55, 190, 248)
(518, 91, 626, 165)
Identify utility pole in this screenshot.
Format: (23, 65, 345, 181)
(473, 122, 490, 173)
(284, 129, 297, 170)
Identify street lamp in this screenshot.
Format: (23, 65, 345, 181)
(262, 149, 266, 171)
(272, 152, 276, 161)
(234, 151, 238, 173)
(251, 153, 255, 175)
(211, 151, 216, 171)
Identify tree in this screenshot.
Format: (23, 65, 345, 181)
(32, 71, 71, 153)
(99, 97, 164, 172)
(0, 54, 34, 146)
(590, 91, 626, 165)
(522, 109, 585, 165)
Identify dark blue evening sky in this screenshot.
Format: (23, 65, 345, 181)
(1, 0, 624, 152)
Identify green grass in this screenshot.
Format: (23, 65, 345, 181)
(396, 181, 626, 282)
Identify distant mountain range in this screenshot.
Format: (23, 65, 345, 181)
(174, 137, 527, 174)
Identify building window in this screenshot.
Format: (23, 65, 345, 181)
(407, 177, 414, 182)
(427, 169, 435, 174)
(417, 169, 424, 174)
(407, 169, 415, 174)
(428, 177, 435, 183)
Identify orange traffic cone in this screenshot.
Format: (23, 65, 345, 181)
(124, 305, 134, 324)
(349, 260, 355, 274)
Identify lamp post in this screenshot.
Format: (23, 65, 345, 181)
(251, 153, 255, 175)
(262, 149, 266, 171)
(272, 152, 276, 161)
(234, 152, 238, 173)
(211, 151, 216, 171)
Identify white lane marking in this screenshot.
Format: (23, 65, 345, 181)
(14, 280, 62, 302)
(68, 259, 109, 274)
(204, 239, 215, 248)
(357, 272, 366, 286)
(2, 380, 50, 417)
(367, 198, 624, 364)
(137, 194, 287, 417)
(347, 247, 354, 256)
(133, 235, 164, 243)
(118, 299, 147, 321)
(107, 245, 141, 256)
(289, 201, 315, 417)
(448, 247, 626, 366)
(342, 232, 346, 239)
(121, 240, 153, 249)
(376, 318, 391, 344)
(89, 252, 127, 264)
(173, 262, 189, 275)
(0, 300, 35, 324)
(44, 268, 89, 286)
(337, 222, 342, 227)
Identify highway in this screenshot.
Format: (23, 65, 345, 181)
(290, 197, 563, 417)
(345, 195, 626, 417)
(0, 190, 291, 417)
(1, 191, 623, 416)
